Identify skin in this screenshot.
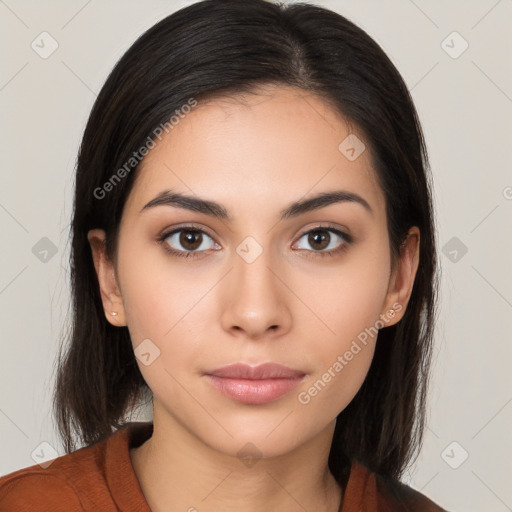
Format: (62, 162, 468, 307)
(88, 84, 420, 512)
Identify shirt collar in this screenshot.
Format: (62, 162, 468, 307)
(105, 421, 153, 512)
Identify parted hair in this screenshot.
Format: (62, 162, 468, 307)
(53, 0, 439, 488)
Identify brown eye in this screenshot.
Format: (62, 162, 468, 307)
(307, 230, 330, 251)
(161, 228, 217, 257)
(294, 226, 352, 256)
(179, 230, 203, 251)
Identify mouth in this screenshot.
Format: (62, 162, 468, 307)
(202, 362, 307, 405)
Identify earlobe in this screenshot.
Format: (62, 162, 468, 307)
(87, 229, 127, 326)
(381, 227, 420, 327)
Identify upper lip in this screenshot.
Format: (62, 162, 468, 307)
(205, 363, 306, 380)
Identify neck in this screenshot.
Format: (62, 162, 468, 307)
(130, 408, 343, 512)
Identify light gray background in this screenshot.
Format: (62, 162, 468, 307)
(1, 1, 511, 511)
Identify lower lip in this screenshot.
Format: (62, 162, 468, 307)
(204, 375, 305, 404)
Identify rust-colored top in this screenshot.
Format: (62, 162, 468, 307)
(0, 422, 447, 511)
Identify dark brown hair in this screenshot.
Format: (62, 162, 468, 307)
(53, 0, 439, 487)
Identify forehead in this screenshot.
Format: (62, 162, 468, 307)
(124, 85, 386, 220)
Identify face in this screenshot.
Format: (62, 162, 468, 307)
(89, 84, 419, 460)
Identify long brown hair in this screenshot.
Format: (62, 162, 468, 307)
(53, 0, 439, 487)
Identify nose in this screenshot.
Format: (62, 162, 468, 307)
(220, 247, 292, 341)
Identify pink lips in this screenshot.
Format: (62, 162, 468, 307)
(204, 363, 306, 404)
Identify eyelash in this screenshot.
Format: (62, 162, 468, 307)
(157, 224, 353, 260)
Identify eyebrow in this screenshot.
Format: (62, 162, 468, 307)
(140, 189, 373, 220)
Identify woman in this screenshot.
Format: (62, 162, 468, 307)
(0, 0, 446, 510)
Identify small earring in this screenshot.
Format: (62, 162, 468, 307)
(110, 311, 118, 316)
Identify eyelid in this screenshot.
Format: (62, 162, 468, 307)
(294, 222, 352, 241)
(157, 222, 217, 240)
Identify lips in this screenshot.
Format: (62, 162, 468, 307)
(205, 362, 306, 380)
(203, 363, 306, 404)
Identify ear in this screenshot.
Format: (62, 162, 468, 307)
(380, 226, 420, 326)
(87, 229, 126, 326)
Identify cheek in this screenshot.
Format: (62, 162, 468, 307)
(117, 242, 212, 397)
(295, 284, 381, 418)
(303, 243, 391, 347)
(293, 243, 390, 411)
(119, 263, 207, 409)
(117, 236, 201, 344)
(297, 344, 375, 417)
